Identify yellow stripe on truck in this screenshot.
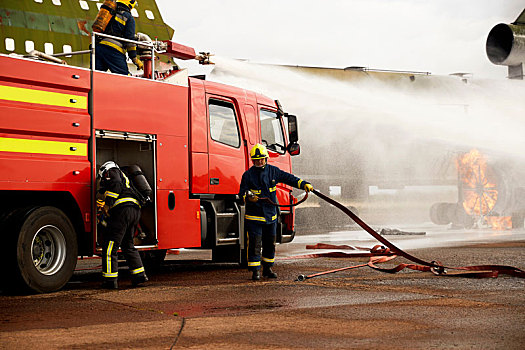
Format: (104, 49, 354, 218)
(0, 137, 87, 156)
(0, 85, 87, 109)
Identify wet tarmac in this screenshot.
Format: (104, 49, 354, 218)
(1, 226, 524, 349)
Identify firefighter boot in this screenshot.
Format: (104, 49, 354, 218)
(132, 274, 149, 287)
(262, 266, 277, 279)
(101, 278, 118, 290)
(252, 270, 261, 281)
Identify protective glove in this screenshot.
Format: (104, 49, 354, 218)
(246, 191, 259, 203)
(102, 204, 110, 217)
(96, 199, 105, 209)
(304, 184, 314, 193)
(132, 57, 144, 70)
(135, 32, 154, 56)
(135, 32, 152, 43)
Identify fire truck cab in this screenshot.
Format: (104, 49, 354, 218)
(0, 46, 301, 293)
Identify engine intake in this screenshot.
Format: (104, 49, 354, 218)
(486, 23, 525, 66)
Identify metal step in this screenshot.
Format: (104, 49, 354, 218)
(216, 212, 237, 218)
(217, 237, 239, 245)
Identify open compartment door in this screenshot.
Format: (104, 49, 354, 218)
(95, 130, 158, 249)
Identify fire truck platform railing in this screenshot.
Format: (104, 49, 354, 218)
(23, 32, 160, 80)
(91, 32, 158, 80)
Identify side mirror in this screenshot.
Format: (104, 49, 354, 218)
(287, 142, 300, 156)
(275, 99, 284, 116)
(286, 114, 298, 144)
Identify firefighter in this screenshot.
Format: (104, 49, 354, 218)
(95, 0, 143, 75)
(98, 161, 148, 289)
(239, 144, 314, 281)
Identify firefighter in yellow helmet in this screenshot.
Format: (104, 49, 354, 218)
(95, 0, 143, 75)
(239, 144, 314, 281)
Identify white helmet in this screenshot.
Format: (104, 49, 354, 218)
(98, 161, 119, 178)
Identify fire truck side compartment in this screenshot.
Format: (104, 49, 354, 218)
(92, 70, 201, 249)
(95, 135, 157, 247)
(0, 56, 92, 238)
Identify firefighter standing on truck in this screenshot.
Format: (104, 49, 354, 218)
(239, 144, 314, 281)
(94, 0, 143, 75)
(98, 161, 148, 289)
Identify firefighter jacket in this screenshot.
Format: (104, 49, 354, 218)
(239, 164, 310, 223)
(99, 4, 137, 59)
(100, 168, 140, 211)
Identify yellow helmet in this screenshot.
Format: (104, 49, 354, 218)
(250, 143, 269, 160)
(117, 0, 137, 9)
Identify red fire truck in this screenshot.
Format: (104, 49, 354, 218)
(0, 41, 301, 293)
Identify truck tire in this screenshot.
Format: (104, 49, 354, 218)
(429, 202, 452, 225)
(141, 249, 167, 271)
(5, 206, 78, 293)
(212, 244, 242, 264)
(239, 233, 248, 268)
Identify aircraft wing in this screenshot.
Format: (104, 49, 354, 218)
(512, 8, 525, 25)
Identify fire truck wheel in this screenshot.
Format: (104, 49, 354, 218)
(6, 206, 78, 293)
(212, 244, 243, 264)
(141, 250, 167, 271)
(239, 247, 248, 268)
(239, 237, 248, 268)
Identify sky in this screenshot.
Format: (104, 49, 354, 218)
(156, 0, 525, 79)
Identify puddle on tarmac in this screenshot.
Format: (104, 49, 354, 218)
(171, 300, 286, 317)
(167, 288, 431, 318)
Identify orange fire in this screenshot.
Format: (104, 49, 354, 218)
(456, 149, 498, 216)
(485, 217, 512, 230)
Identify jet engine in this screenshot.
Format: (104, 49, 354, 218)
(486, 9, 525, 79)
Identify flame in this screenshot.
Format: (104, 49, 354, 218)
(485, 217, 512, 230)
(456, 149, 498, 216)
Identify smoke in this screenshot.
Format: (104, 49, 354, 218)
(207, 57, 525, 224)
(210, 56, 525, 158)
(156, 0, 525, 229)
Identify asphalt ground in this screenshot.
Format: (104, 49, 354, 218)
(1, 234, 524, 349)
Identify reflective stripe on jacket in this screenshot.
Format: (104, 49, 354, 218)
(239, 164, 309, 223)
(100, 168, 141, 210)
(100, 4, 137, 59)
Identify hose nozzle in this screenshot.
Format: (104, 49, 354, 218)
(196, 52, 214, 65)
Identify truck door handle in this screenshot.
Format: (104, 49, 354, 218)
(210, 178, 220, 185)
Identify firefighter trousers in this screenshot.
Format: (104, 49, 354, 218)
(95, 43, 129, 75)
(245, 220, 277, 271)
(102, 205, 145, 280)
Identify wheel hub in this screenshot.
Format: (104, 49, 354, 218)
(31, 225, 67, 275)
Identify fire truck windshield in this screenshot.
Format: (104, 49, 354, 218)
(260, 109, 285, 154)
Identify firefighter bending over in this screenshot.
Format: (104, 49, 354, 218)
(239, 144, 314, 281)
(98, 161, 148, 289)
(95, 0, 143, 75)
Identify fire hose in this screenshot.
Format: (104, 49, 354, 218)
(301, 189, 525, 280)
(256, 191, 309, 207)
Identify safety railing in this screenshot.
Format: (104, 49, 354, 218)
(91, 31, 157, 80)
(24, 32, 159, 80)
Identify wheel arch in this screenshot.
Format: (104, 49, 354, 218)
(0, 190, 90, 256)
